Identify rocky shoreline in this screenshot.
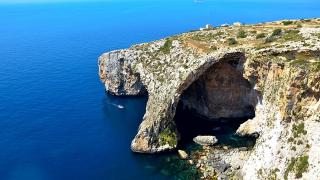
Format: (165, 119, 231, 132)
(99, 19, 320, 179)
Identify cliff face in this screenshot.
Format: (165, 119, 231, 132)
(238, 50, 320, 180)
(99, 50, 146, 96)
(180, 54, 258, 119)
(99, 19, 320, 179)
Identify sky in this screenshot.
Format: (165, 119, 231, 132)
(0, 0, 319, 3)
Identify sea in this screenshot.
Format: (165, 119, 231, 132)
(0, 1, 319, 179)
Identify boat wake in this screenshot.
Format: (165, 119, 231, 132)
(109, 103, 125, 109)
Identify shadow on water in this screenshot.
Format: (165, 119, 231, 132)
(101, 91, 256, 179)
(175, 105, 257, 149)
(102, 93, 201, 179)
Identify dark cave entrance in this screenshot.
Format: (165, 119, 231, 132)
(175, 53, 258, 148)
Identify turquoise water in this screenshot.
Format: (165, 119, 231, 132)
(0, 1, 319, 180)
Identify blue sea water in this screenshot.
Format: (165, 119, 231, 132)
(0, 1, 319, 180)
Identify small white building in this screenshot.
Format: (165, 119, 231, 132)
(233, 22, 242, 26)
(200, 24, 213, 31)
(205, 24, 213, 29)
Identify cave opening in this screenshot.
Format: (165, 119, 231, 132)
(175, 53, 258, 149)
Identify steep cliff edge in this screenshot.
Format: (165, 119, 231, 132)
(99, 19, 320, 179)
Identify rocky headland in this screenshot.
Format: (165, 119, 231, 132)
(99, 19, 320, 179)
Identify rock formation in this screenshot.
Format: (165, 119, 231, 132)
(193, 135, 218, 146)
(99, 50, 146, 96)
(99, 19, 320, 179)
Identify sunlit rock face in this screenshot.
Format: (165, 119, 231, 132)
(98, 50, 147, 96)
(180, 54, 257, 119)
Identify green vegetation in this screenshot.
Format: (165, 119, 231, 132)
(311, 62, 320, 71)
(282, 29, 303, 42)
(251, 30, 257, 34)
(291, 59, 307, 67)
(159, 38, 173, 54)
(228, 37, 238, 45)
(296, 23, 302, 28)
(284, 156, 309, 180)
(269, 168, 280, 180)
(237, 30, 247, 38)
(209, 46, 218, 51)
(283, 21, 294, 26)
(159, 127, 177, 147)
(292, 122, 307, 138)
(256, 33, 266, 39)
(297, 140, 303, 145)
(264, 28, 303, 44)
(285, 158, 296, 180)
(288, 137, 294, 143)
(257, 168, 263, 177)
(190, 31, 224, 41)
(295, 156, 309, 178)
(265, 36, 276, 43)
(290, 58, 320, 72)
(272, 29, 282, 36)
(291, 146, 296, 151)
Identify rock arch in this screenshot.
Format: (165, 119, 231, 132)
(130, 52, 259, 153)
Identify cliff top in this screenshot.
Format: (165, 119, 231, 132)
(114, 18, 320, 88)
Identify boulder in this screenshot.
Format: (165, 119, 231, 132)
(236, 119, 259, 137)
(193, 135, 218, 146)
(178, 150, 188, 159)
(213, 161, 231, 173)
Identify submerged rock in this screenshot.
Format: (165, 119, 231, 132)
(193, 136, 218, 146)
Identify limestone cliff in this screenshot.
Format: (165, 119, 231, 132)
(99, 19, 320, 179)
(99, 50, 146, 96)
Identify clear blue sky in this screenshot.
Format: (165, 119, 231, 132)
(0, 0, 318, 3)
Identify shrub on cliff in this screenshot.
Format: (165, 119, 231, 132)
(265, 36, 276, 43)
(283, 21, 293, 26)
(272, 29, 282, 36)
(256, 33, 266, 39)
(159, 38, 173, 54)
(159, 127, 177, 147)
(282, 29, 303, 42)
(237, 30, 247, 38)
(228, 38, 238, 45)
(296, 23, 302, 28)
(295, 156, 309, 178)
(284, 155, 309, 180)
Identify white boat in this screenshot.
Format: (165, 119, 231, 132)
(117, 105, 125, 109)
(109, 103, 125, 109)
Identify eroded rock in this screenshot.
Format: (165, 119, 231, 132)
(193, 136, 218, 146)
(98, 50, 146, 96)
(236, 119, 260, 137)
(178, 150, 188, 159)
